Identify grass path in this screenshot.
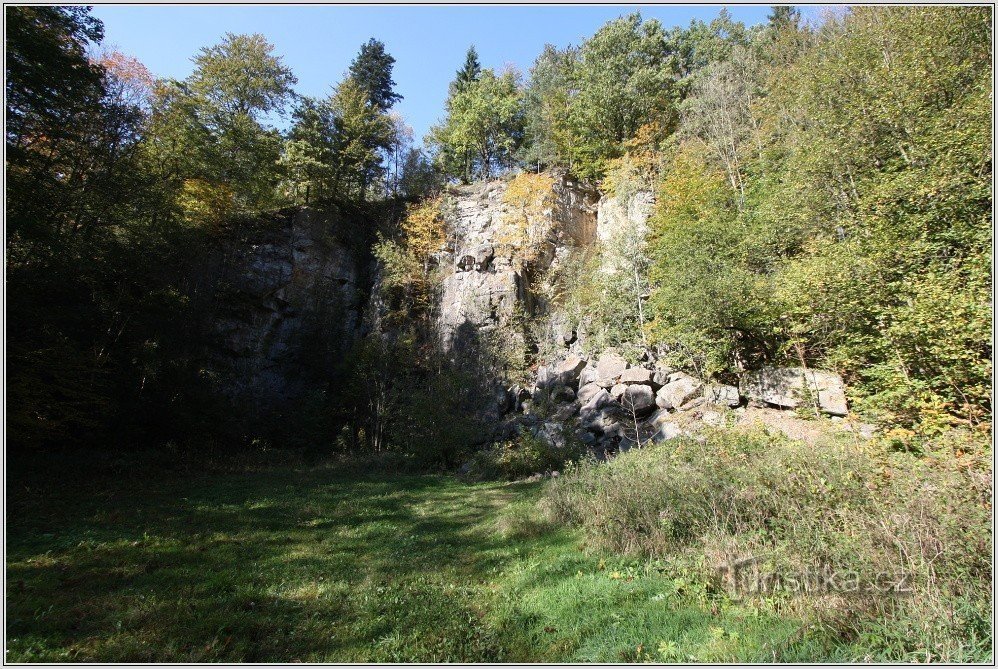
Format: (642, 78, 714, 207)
(7, 463, 823, 662)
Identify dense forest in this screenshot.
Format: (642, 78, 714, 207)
(5, 5, 993, 663)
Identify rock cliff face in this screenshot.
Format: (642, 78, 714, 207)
(435, 174, 599, 353)
(200, 174, 858, 452)
(206, 207, 367, 409)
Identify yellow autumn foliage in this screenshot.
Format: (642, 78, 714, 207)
(177, 178, 235, 229)
(499, 172, 556, 263)
(401, 196, 446, 262)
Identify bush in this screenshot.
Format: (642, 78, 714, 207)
(546, 427, 992, 660)
(464, 429, 585, 482)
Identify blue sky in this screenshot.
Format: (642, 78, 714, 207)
(92, 5, 777, 143)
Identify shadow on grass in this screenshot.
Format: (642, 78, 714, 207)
(7, 461, 824, 662)
(7, 463, 538, 662)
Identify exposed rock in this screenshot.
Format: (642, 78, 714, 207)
(552, 401, 580, 422)
(618, 367, 652, 385)
(550, 385, 576, 403)
(580, 388, 612, 416)
(538, 354, 588, 390)
(595, 350, 629, 387)
(437, 175, 598, 351)
(620, 384, 656, 416)
(576, 382, 604, 406)
(509, 386, 531, 412)
(656, 374, 704, 410)
(582, 402, 625, 433)
(645, 409, 684, 443)
(651, 366, 672, 386)
(740, 367, 848, 416)
(539, 421, 567, 449)
(596, 191, 656, 275)
(208, 207, 364, 409)
(578, 364, 599, 387)
(609, 383, 628, 400)
(474, 244, 494, 271)
(704, 383, 741, 408)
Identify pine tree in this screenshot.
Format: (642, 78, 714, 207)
(348, 38, 402, 110)
(451, 45, 481, 94)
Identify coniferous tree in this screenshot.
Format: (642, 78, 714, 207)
(348, 38, 402, 110)
(451, 45, 482, 94)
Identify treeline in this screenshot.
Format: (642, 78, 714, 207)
(424, 6, 992, 432)
(5, 7, 433, 452)
(6, 6, 992, 454)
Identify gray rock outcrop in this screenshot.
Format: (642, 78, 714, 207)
(740, 367, 848, 416)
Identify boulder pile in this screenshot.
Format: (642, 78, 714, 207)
(499, 348, 850, 457)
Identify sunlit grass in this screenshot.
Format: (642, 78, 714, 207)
(8, 460, 833, 662)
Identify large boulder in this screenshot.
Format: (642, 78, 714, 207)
(656, 374, 704, 410)
(618, 367, 652, 385)
(651, 364, 673, 387)
(580, 387, 612, 414)
(538, 354, 588, 390)
(582, 403, 625, 434)
(739, 367, 848, 416)
(703, 384, 741, 408)
(474, 244, 494, 271)
(620, 384, 656, 416)
(550, 385, 576, 403)
(594, 350, 629, 387)
(578, 364, 599, 387)
(576, 382, 604, 405)
(645, 409, 685, 443)
(609, 383, 628, 400)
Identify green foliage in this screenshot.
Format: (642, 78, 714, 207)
(7, 462, 833, 662)
(327, 76, 395, 200)
(519, 44, 577, 171)
(338, 336, 488, 467)
(451, 45, 482, 94)
(565, 13, 677, 180)
(647, 147, 775, 376)
(145, 33, 296, 213)
(547, 427, 992, 660)
(348, 38, 402, 110)
(645, 6, 993, 427)
(463, 429, 584, 482)
(429, 68, 524, 182)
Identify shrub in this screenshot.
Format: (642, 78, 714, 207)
(464, 429, 585, 482)
(546, 427, 992, 660)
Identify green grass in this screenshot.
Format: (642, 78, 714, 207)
(8, 459, 834, 662)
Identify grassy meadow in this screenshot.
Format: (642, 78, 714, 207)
(7, 456, 852, 663)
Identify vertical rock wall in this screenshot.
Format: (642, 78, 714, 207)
(206, 207, 366, 409)
(435, 173, 599, 353)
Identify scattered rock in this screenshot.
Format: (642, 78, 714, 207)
(538, 354, 588, 390)
(580, 388, 612, 415)
(703, 383, 740, 408)
(576, 382, 604, 405)
(595, 350, 629, 387)
(609, 383, 628, 400)
(739, 367, 848, 416)
(618, 367, 652, 385)
(651, 365, 673, 387)
(550, 385, 576, 403)
(578, 364, 599, 387)
(656, 375, 703, 410)
(539, 421, 567, 448)
(552, 401, 580, 422)
(620, 384, 656, 416)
